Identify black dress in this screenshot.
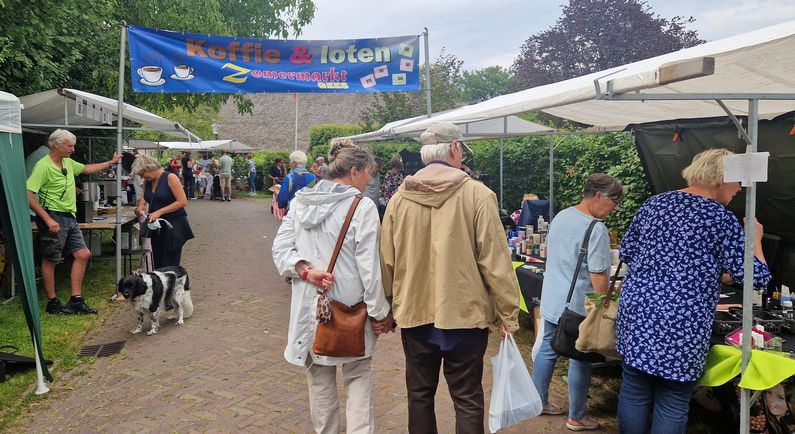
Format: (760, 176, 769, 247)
(144, 172, 194, 269)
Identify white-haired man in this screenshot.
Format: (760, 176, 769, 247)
(380, 122, 519, 432)
(276, 150, 316, 210)
(27, 129, 120, 314)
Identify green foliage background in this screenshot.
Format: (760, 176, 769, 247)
(300, 125, 652, 235)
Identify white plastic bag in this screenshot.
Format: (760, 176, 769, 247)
(488, 333, 543, 433)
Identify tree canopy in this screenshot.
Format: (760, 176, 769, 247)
(459, 66, 515, 104)
(511, 0, 703, 90)
(0, 0, 316, 113)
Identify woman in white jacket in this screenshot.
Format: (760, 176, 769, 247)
(272, 141, 393, 434)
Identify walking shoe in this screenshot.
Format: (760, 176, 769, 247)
(541, 402, 565, 415)
(45, 297, 64, 314)
(566, 416, 600, 431)
(63, 297, 98, 315)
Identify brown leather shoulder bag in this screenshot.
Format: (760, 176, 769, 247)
(312, 195, 368, 358)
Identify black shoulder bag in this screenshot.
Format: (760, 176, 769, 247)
(550, 219, 606, 363)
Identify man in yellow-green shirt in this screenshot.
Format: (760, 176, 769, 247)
(27, 129, 120, 315)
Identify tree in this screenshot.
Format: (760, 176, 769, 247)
(360, 49, 463, 129)
(0, 0, 316, 113)
(511, 0, 703, 90)
(459, 66, 515, 104)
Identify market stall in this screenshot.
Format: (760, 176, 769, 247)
(343, 19, 795, 433)
(17, 88, 201, 295)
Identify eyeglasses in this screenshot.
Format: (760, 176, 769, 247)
(457, 141, 473, 162)
(59, 167, 68, 199)
(604, 193, 621, 209)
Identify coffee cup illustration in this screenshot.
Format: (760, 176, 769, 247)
(173, 64, 194, 79)
(138, 66, 163, 83)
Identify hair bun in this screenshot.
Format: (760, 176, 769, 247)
(328, 139, 357, 163)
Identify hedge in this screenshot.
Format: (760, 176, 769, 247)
(308, 124, 365, 149)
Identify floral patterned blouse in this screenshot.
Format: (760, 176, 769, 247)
(382, 170, 405, 204)
(617, 191, 771, 382)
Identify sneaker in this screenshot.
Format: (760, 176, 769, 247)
(541, 402, 565, 415)
(63, 297, 98, 315)
(45, 297, 64, 314)
(566, 416, 600, 431)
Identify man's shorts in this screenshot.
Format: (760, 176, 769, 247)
(220, 173, 232, 190)
(35, 211, 87, 263)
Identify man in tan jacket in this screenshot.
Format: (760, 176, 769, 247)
(380, 122, 520, 433)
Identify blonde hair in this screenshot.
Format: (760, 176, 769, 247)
(327, 139, 374, 180)
(681, 148, 734, 187)
(131, 154, 162, 175)
(49, 129, 76, 147)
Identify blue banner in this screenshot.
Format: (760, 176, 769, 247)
(128, 26, 421, 94)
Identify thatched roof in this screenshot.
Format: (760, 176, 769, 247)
(217, 93, 376, 151)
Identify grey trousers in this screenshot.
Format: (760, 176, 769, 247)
(305, 357, 374, 434)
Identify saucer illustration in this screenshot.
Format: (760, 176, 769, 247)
(139, 78, 165, 86)
(170, 74, 195, 81)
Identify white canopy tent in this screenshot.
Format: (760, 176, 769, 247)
(339, 113, 556, 142)
(336, 113, 556, 208)
(390, 19, 795, 135)
(20, 88, 201, 141)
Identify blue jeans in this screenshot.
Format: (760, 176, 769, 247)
(531, 320, 592, 421)
(248, 172, 256, 191)
(183, 175, 195, 199)
(618, 362, 696, 434)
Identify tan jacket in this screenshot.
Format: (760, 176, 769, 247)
(380, 163, 520, 331)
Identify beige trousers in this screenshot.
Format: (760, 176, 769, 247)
(305, 357, 374, 434)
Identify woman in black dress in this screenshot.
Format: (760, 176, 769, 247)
(132, 155, 194, 268)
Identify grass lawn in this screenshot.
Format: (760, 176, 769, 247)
(0, 254, 121, 431)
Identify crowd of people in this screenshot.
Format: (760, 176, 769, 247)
(23, 122, 772, 433)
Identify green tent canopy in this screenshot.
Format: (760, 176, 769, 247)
(0, 91, 51, 391)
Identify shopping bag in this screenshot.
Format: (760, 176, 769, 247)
(575, 262, 623, 360)
(575, 296, 621, 360)
(488, 334, 542, 433)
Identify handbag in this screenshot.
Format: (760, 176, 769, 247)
(312, 195, 369, 358)
(550, 220, 605, 363)
(575, 262, 623, 360)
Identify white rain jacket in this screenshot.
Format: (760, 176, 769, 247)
(272, 180, 391, 366)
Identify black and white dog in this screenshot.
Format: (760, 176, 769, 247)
(117, 266, 194, 336)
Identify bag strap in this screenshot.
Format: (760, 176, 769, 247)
(564, 219, 599, 305)
(326, 195, 362, 273)
(603, 261, 623, 308)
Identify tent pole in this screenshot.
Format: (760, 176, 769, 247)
(113, 22, 127, 298)
(499, 116, 507, 209)
(499, 138, 504, 209)
(549, 134, 555, 221)
(294, 93, 298, 151)
(739, 98, 759, 434)
(33, 338, 49, 395)
(423, 28, 431, 118)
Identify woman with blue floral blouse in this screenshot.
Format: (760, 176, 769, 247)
(617, 148, 771, 433)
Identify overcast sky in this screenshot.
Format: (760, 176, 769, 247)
(298, 0, 795, 71)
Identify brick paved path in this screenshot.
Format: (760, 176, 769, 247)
(16, 197, 616, 433)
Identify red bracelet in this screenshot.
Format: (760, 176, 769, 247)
(301, 267, 312, 281)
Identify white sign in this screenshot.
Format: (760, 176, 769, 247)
(723, 152, 770, 186)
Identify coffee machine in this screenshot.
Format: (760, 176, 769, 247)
(77, 182, 97, 223)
